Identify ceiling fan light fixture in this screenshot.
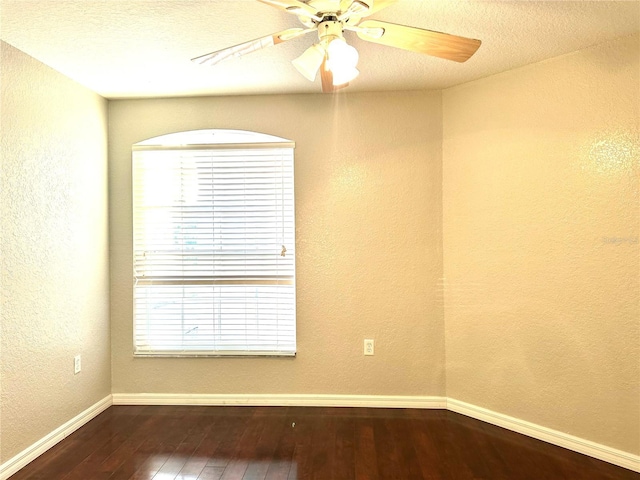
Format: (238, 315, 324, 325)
(327, 38, 358, 68)
(332, 66, 359, 86)
(292, 43, 325, 81)
(326, 37, 359, 84)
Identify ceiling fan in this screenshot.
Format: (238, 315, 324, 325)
(192, 0, 481, 93)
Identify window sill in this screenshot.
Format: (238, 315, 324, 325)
(133, 351, 296, 358)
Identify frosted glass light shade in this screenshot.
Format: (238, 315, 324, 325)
(326, 38, 359, 85)
(332, 67, 359, 86)
(292, 44, 325, 82)
(327, 39, 358, 68)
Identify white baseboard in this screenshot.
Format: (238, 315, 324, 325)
(447, 398, 640, 473)
(111, 393, 447, 409)
(0, 395, 113, 480)
(3, 394, 637, 477)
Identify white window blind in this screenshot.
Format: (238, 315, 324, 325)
(132, 130, 295, 356)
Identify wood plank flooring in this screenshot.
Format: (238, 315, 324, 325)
(8, 405, 638, 480)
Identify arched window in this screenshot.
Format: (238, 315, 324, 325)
(132, 129, 295, 356)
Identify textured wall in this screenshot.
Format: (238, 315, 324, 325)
(2, 29, 637, 466)
(109, 91, 445, 396)
(443, 34, 639, 454)
(0, 42, 111, 462)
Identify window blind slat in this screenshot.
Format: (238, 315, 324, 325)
(132, 134, 296, 356)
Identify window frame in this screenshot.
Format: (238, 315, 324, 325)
(131, 129, 296, 357)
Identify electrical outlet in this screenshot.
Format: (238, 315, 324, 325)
(74, 355, 81, 374)
(364, 339, 374, 356)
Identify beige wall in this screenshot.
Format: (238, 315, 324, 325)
(0, 42, 111, 462)
(109, 91, 445, 396)
(443, 33, 640, 454)
(2, 28, 637, 467)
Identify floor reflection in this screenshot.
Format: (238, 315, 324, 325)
(136, 455, 297, 479)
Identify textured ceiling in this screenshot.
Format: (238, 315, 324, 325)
(1, 0, 639, 98)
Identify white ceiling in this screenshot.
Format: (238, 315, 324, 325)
(1, 0, 639, 99)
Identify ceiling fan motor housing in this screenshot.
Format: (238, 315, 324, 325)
(317, 17, 345, 44)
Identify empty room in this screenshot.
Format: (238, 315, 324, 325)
(1, 0, 638, 479)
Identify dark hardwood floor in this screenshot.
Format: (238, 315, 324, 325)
(8, 405, 638, 480)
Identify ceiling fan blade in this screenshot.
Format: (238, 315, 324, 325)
(257, 0, 320, 19)
(357, 20, 481, 62)
(320, 56, 334, 93)
(362, 0, 398, 16)
(192, 28, 308, 66)
(320, 55, 349, 93)
(340, 0, 353, 13)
